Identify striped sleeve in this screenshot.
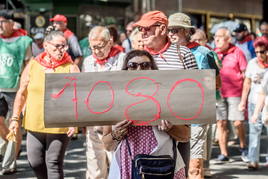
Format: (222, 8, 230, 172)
(180, 46, 198, 69)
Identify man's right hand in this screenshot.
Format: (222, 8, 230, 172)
(238, 102, 246, 112)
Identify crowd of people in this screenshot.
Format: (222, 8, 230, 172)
(1, 8, 268, 179)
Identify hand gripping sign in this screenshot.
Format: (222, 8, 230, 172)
(44, 70, 216, 127)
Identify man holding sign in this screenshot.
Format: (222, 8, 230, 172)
(81, 26, 125, 179)
(133, 10, 198, 178)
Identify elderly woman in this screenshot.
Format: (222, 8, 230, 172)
(239, 36, 268, 170)
(8, 26, 79, 178)
(102, 50, 189, 179)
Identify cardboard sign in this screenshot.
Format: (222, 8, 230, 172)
(44, 70, 216, 127)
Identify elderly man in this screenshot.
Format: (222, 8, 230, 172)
(50, 14, 83, 67)
(167, 12, 220, 179)
(0, 10, 32, 175)
(81, 26, 125, 179)
(214, 27, 248, 163)
(233, 23, 256, 61)
(133, 10, 198, 178)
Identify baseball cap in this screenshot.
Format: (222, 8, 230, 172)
(168, 13, 194, 28)
(133, 11, 168, 27)
(50, 14, 67, 23)
(33, 33, 44, 40)
(233, 23, 248, 32)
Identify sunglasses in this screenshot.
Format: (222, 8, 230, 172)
(255, 50, 266, 54)
(138, 24, 161, 32)
(127, 62, 152, 70)
(167, 28, 184, 34)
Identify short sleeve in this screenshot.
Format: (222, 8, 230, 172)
(261, 72, 268, 95)
(237, 48, 248, 71)
(245, 60, 254, 79)
(182, 48, 198, 69)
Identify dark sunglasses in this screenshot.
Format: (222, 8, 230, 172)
(127, 62, 152, 70)
(255, 50, 266, 54)
(138, 24, 161, 32)
(167, 28, 183, 34)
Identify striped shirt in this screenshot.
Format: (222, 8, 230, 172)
(152, 43, 198, 70)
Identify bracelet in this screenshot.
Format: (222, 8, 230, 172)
(111, 131, 122, 141)
(10, 117, 19, 122)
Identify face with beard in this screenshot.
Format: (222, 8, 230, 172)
(234, 31, 247, 41)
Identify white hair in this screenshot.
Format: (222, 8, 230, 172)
(88, 26, 110, 41)
(217, 27, 232, 38)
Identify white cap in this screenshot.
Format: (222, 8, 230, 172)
(33, 33, 44, 40)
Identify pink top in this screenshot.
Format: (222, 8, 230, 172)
(120, 126, 158, 179)
(215, 44, 247, 97)
(119, 126, 186, 179)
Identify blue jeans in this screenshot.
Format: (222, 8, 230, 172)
(248, 103, 268, 163)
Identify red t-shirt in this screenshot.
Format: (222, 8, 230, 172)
(215, 44, 247, 97)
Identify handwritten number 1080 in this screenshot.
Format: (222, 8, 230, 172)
(51, 76, 205, 125)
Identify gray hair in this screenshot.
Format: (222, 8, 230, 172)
(44, 25, 64, 42)
(217, 27, 232, 38)
(88, 26, 110, 41)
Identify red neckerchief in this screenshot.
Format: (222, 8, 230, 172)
(257, 58, 268, 68)
(187, 42, 200, 49)
(93, 46, 122, 66)
(35, 52, 73, 69)
(237, 35, 252, 44)
(145, 40, 171, 60)
(0, 28, 27, 39)
(63, 29, 74, 39)
(114, 44, 125, 53)
(205, 44, 212, 50)
(214, 44, 236, 60)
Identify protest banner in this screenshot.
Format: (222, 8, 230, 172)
(44, 70, 215, 127)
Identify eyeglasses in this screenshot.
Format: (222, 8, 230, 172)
(255, 50, 266, 54)
(127, 62, 152, 70)
(167, 28, 184, 34)
(47, 41, 68, 51)
(137, 24, 161, 32)
(91, 41, 109, 51)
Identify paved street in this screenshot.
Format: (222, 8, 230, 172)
(0, 133, 267, 179)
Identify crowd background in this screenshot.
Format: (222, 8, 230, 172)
(1, 1, 268, 179)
